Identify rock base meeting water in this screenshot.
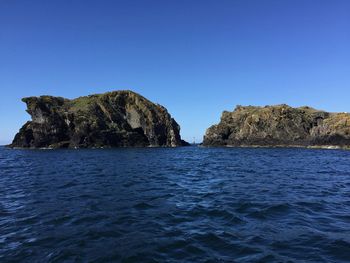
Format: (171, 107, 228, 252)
(10, 90, 188, 149)
(203, 104, 350, 149)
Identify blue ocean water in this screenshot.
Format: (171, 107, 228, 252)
(1, 146, 350, 262)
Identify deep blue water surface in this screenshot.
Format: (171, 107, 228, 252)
(1, 146, 350, 262)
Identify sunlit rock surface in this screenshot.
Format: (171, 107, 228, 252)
(203, 104, 350, 148)
(10, 90, 188, 148)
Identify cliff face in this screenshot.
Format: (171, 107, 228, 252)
(10, 90, 188, 148)
(203, 104, 350, 148)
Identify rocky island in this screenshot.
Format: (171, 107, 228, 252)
(10, 90, 189, 148)
(203, 104, 350, 149)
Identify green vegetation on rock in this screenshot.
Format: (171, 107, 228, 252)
(203, 104, 350, 148)
(11, 90, 188, 148)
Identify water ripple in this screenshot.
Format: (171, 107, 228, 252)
(1, 146, 350, 262)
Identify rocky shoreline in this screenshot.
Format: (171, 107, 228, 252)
(200, 144, 350, 150)
(9, 93, 350, 150)
(203, 104, 350, 149)
(10, 90, 189, 149)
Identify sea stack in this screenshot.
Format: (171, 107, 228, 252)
(203, 104, 350, 149)
(10, 90, 188, 148)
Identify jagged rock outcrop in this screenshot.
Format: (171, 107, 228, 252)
(10, 90, 188, 148)
(203, 104, 350, 148)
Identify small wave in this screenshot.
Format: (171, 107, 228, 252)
(72, 214, 108, 225)
(249, 203, 291, 219)
(58, 181, 77, 189)
(133, 202, 156, 210)
(326, 239, 350, 261)
(193, 232, 230, 248)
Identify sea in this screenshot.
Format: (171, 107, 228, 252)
(1, 146, 350, 262)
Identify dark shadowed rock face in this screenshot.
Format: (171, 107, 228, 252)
(203, 104, 350, 148)
(10, 90, 188, 148)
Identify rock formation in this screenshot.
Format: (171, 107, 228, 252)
(203, 104, 350, 148)
(10, 90, 189, 148)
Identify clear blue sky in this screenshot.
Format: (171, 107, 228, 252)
(1, 0, 349, 145)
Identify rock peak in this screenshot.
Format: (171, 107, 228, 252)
(11, 90, 188, 148)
